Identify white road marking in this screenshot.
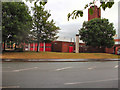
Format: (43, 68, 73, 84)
(0, 86, 20, 88)
(88, 66, 96, 70)
(88, 68, 93, 70)
(0, 67, 11, 69)
(64, 78, 118, 85)
(114, 65, 118, 68)
(0, 71, 12, 72)
(55, 67, 72, 71)
(12, 67, 39, 72)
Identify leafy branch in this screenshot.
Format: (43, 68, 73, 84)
(68, 0, 114, 21)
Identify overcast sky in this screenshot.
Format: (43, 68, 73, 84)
(25, 0, 120, 41)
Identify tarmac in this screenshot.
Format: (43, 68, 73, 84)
(2, 58, 120, 62)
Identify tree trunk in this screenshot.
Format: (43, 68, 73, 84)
(36, 25, 41, 52)
(36, 33, 39, 52)
(37, 41, 39, 52)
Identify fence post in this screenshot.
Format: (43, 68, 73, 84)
(28, 43, 30, 51)
(33, 43, 35, 51)
(44, 42, 45, 52)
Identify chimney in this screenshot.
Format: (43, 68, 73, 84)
(75, 34, 79, 53)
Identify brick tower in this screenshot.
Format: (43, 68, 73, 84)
(88, 5, 101, 21)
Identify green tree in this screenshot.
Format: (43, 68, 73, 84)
(41, 19, 60, 43)
(2, 2, 32, 50)
(79, 18, 116, 48)
(68, 0, 114, 21)
(32, 1, 60, 52)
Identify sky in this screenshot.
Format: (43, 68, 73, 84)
(25, 0, 120, 42)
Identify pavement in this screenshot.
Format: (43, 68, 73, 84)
(2, 58, 120, 62)
(2, 61, 119, 88)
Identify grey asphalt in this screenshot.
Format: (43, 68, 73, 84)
(2, 61, 119, 88)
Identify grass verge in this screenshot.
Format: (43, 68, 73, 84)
(1, 51, 119, 59)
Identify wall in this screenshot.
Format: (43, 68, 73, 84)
(105, 44, 120, 54)
(79, 46, 105, 53)
(105, 47, 114, 54)
(62, 42, 74, 53)
(51, 41, 62, 52)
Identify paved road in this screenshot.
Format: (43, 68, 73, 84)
(2, 61, 119, 88)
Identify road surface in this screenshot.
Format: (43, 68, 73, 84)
(2, 61, 119, 88)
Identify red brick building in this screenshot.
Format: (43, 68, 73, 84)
(51, 6, 119, 54)
(51, 41, 74, 53)
(51, 41, 85, 53)
(87, 5, 120, 54)
(88, 5, 101, 21)
(51, 41, 105, 53)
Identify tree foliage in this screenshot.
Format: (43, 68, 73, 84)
(79, 18, 116, 48)
(41, 19, 60, 42)
(32, 1, 60, 43)
(68, 0, 114, 21)
(2, 2, 33, 43)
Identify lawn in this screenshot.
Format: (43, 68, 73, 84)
(1, 51, 119, 59)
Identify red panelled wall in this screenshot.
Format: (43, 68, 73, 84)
(45, 43, 51, 51)
(30, 43, 51, 52)
(30, 43, 33, 51)
(39, 43, 44, 51)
